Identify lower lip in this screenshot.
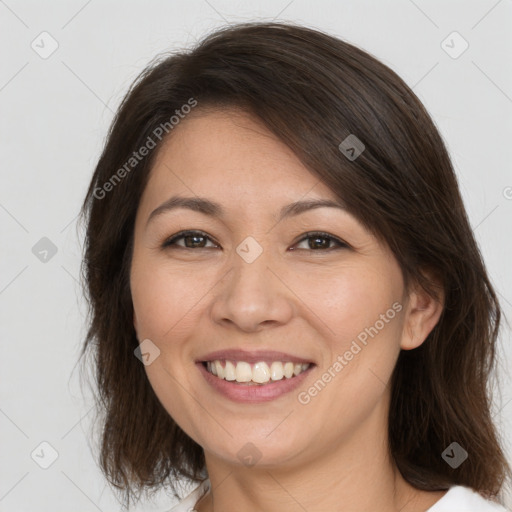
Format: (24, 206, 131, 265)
(196, 362, 315, 403)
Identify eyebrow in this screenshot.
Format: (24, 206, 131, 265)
(146, 195, 346, 227)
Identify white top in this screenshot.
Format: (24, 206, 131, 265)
(166, 478, 508, 511)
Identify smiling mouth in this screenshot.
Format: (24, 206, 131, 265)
(201, 360, 313, 385)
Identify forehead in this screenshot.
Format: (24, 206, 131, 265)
(142, 108, 339, 207)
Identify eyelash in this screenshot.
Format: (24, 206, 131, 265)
(161, 230, 349, 251)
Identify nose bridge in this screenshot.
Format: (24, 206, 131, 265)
(210, 235, 294, 331)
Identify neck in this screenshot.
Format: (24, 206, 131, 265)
(194, 395, 446, 512)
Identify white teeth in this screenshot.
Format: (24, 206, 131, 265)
(224, 360, 236, 381)
(270, 361, 284, 381)
(283, 362, 294, 378)
(235, 362, 252, 382)
(214, 361, 224, 379)
(205, 360, 311, 384)
(252, 362, 271, 383)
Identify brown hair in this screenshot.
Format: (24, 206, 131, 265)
(78, 21, 511, 508)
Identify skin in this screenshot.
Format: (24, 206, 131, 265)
(130, 108, 447, 512)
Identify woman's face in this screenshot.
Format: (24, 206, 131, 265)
(130, 108, 422, 470)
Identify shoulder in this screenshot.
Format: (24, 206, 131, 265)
(165, 479, 211, 512)
(427, 485, 508, 511)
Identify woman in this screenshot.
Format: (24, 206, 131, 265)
(79, 22, 511, 511)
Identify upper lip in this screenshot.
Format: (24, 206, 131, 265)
(196, 349, 315, 365)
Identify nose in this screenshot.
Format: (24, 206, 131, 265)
(210, 247, 295, 333)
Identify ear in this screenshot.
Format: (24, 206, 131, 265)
(400, 274, 444, 350)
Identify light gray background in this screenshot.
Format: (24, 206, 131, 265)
(1, 0, 511, 510)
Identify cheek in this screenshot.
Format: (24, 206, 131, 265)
(293, 263, 402, 344)
(292, 263, 405, 403)
(130, 260, 206, 435)
(294, 268, 403, 426)
(131, 256, 203, 340)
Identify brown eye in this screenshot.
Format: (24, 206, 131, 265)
(293, 232, 348, 251)
(163, 231, 218, 249)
